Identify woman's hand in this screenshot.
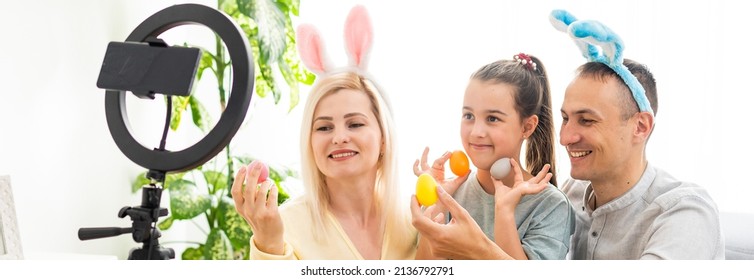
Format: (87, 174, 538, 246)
(230, 161, 285, 255)
(410, 187, 510, 260)
(414, 203, 446, 260)
(413, 147, 469, 195)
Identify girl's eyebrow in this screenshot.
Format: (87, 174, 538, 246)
(464, 106, 508, 116)
(485, 109, 507, 116)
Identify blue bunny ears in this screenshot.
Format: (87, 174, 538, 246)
(549, 9, 654, 115)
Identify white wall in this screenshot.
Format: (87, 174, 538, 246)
(0, 0, 216, 259)
(291, 0, 754, 214)
(1, 0, 752, 259)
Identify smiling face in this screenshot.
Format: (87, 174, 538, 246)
(559, 75, 635, 183)
(461, 79, 532, 170)
(310, 89, 383, 180)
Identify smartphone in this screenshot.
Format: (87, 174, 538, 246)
(96, 41, 201, 99)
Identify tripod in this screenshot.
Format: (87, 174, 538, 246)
(78, 171, 175, 260)
(86, 3, 254, 260)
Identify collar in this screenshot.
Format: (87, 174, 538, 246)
(582, 163, 656, 216)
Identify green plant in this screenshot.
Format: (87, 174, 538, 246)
(130, 0, 314, 260)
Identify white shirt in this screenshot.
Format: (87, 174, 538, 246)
(562, 164, 724, 259)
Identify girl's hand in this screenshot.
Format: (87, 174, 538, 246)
(413, 147, 469, 195)
(493, 159, 552, 213)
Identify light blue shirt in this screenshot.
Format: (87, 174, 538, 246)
(453, 172, 575, 260)
(562, 164, 725, 259)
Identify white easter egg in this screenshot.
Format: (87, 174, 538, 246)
(491, 158, 511, 180)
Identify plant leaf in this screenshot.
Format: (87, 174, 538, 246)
(235, 0, 251, 17)
(279, 16, 314, 111)
(132, 171, 187, 193)
(168, 179, 211, 220)
(235, 245, 251, 260)
(204, 228, 234, 260)
(275, 183, 290, 205)
(181, 42, 215, 82)
(282, 12, 315, 85)
(239, 0, 285, 104)
(238, 0, 287, 63)
(254, 67, 270, 98)
(278, 59, 299, 112)
(273, 0, 298, 16)
(131, 171, 151, 193)
(197, 50, 215, 81)
(267, 163, 292, 182)
(170, 96, 191, 131)
(239, 21, 258, 41)
(189, 95, 212, 133)
(158, 215, 174, 231)
(265, 165, 292, 205)
(164, 172, 187, 190)
(290, 0, 299, 16)
(233, 155, 255, 166)
(182, 245, 205, 260)
(258, 56, 281, 103)
(203, 170, 228, 194)
(217, 196, 252, 249)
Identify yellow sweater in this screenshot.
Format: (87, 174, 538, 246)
(250, 198, 417, 260)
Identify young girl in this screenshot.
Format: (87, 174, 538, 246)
(413, 53, 574, 260)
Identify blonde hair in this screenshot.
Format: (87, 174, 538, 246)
(298, 71, 411, 243)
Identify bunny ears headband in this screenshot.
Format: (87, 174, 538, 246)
(549, 9, 654, 115)
(296, 5, 373, 76)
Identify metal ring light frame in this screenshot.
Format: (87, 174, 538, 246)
(105, 4, 253, 172)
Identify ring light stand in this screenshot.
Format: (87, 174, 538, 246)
(77, 4, 254, 260)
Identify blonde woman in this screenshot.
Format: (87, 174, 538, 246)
(231, 6, 416, 260)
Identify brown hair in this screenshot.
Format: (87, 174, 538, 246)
(471, 55, 557, 186)
(576, 59, 658, 119)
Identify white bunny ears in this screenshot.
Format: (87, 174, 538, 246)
(296, 5, 373, 76)
(549, 9, 654, 115)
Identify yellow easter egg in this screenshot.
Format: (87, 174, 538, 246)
(416, 173, 438, 207)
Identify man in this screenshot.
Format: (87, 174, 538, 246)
(559, 59, 724, 259)
(412, 10, 724, 260)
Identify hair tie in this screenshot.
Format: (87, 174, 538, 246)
(513, 53, 537, 72)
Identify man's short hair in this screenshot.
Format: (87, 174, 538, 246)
(576, 59, 658, 119)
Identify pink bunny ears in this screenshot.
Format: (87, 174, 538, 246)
(296, 5, 374, 75)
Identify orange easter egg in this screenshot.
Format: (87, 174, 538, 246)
(449, 150, 470, 176)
